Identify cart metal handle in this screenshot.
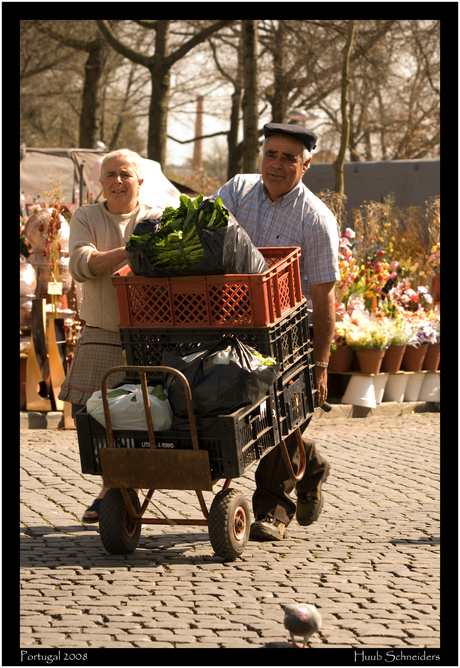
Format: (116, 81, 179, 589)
(100, 365, 200, 453)
(278, 427, 306, 482)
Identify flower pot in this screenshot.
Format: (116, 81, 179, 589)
(401, 344, 428, 372)
(383, 374, 409, 402)
(355, 349, 386, 374)
(418, 372, 440, 402)
(328, 344, 354, 372)
(341, 375, 376, 408)
(422, 343, 440, 371)
(381, 345, 406, 373)
(404, 372, 425, 401)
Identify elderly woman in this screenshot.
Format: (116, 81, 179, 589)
(59, 149, 162, 523)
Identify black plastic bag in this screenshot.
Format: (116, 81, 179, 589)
(126, 198, 268, 278)
(162, 337, 278, 431)
(125, 218, 161, 276)
(194, 199, 268, 276)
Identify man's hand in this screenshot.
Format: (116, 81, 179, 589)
(315, 366, 328, 407)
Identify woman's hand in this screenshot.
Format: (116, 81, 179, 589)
(89, 247, 127, 275)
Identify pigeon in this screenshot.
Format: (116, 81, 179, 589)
(283, 603, 322, 648)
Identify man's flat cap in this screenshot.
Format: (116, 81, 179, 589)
(263, 123, 317, 151)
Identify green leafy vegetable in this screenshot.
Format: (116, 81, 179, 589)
(149, 385, 168, 401)
(126, 195, 229, 270)
(99, 388, 131, 400)
(248, 348, 277, 366)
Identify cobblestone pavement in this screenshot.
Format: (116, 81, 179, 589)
(18, 411, 446, 663)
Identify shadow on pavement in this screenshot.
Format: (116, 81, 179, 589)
(389, 536, 440, 546)
(19, 524, 229, 566)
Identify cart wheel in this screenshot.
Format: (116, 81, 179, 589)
(99, 488, 141, 555)
(208, 488, 250, 561)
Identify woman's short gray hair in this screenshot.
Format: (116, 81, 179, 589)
(99, 149, 144, 181)
(261, 137, 312, 166)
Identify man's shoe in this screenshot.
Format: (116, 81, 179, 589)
(296, 460, 331, 526)
(82, 498, 102, 524)
(249, 515, 289, 541)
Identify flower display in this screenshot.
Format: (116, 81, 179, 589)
(331, 192, 440, 366)
(331, 319, 349, 350)
(409, 321, 438, 346)
(386, 283, 433, 313)
(340, 306, 392, 350)
(350, 196, 440, 285)
(386, 315, 418, 346)
(336, 234, 396, 313)
(428, 312, 440, 343)
(20, 217, 32, 258)
(425, 243, 440, 276)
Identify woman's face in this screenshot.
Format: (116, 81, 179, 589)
(100, 156, 143, 214)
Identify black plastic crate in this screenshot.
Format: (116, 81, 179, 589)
(274, 359, 318, 438)
(75, 389, 280, 480)
(119, 299, 311, 376)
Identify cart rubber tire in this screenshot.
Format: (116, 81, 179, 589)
(99, 488, 141, 555)
(208, 488, 250, 561)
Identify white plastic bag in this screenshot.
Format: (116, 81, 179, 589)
(20, 260, 37, 297)
(87, 384, 173, 431)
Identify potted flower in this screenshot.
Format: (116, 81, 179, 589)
(381, 316, 417, 373)
(423, 314, 440, 371)
(401, 319, 437, 372)
(387, 283, 433, 313)
(342, 309, 391, 374)
(329, 318, 354, 372)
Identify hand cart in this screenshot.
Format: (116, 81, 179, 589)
(90, 364, 310, 562)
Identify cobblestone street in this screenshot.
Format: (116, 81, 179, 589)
(17, 411, 448, 665)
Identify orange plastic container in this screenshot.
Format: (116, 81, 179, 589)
(112, 247, 303, 328)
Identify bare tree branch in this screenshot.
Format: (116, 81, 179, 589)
(95, 20, 154, 67)
(166, 20, 236, 67)
(168, 130, 229, 144)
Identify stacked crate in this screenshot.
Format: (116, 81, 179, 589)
(75, 248, 317, 479)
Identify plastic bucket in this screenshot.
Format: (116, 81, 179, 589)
(383, 374, 409, 402)
(404, 372, 425, 401)
(418, 372, 440, 402)
(341, 375, 376, 408)
(374, 374, 389, 404)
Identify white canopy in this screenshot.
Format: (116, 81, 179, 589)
(20, 148, 181, 210)
(88, 156, 181, 210)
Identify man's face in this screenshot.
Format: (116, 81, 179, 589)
(261, 135, 310, 201)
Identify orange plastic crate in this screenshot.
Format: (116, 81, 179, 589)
(112, 247, 303, 328)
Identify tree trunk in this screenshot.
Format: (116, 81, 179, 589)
(241, 20, 259, 173)
(146, 21, 171, 165)
(147, 63, 171, 165)
(226, 36, 245, 180)
(333, 20, 355, 202)
(270, 21, 289, 122)
(79, 39, 108, 148)
(96, 19, 235, 167)
(227, 87, 244, 179)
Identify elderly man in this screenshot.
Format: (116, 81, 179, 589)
(215, 123, 340, 541)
